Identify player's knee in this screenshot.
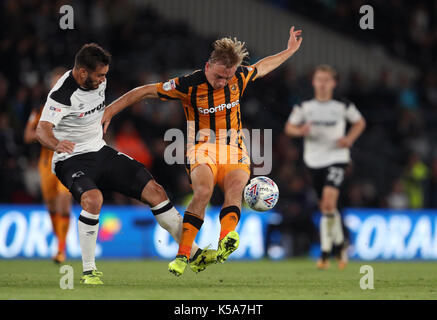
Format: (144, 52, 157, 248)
(58, 207, 70, 217)
(141, 180, 168, 206)
(80, 189, 103, 214)
(320, 199, 336, 214)
(46, 198, 57, 214)
(225, 180, 245, 198)
(192, 184, 213, 206)
(57, 194, 71, 216)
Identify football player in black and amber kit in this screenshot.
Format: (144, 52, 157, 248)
(102, 26, 303, 276)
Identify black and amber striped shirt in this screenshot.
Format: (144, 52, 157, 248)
(156, 65, 258, 148)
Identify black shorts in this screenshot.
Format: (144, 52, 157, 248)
(308, 163, 347, 199)
(54, 146, 153, 203)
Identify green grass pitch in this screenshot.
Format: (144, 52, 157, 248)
(1, 259, 436, 299)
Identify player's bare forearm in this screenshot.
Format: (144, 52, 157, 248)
(346, 118, 366, 144)
(255, 26, 302, 78)
(284, 122, 308, 137)
(24, 122, 38, 144)
(106, 84, 158, 117)
(102, 84, 158, 134)
(36, 121, 76, 153)
(255, 49, 296, 78)
(36, 121, 59, 150)
(24, 110, 39, 144)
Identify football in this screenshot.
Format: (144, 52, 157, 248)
(244, 176, 279, 211)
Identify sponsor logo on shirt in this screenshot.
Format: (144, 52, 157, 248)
(310, 120, 337, 126)
(78, 101, 105, 118)
(198, 100, 240, 114)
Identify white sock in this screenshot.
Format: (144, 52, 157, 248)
(78, 210, 99, 272)
(151, 200, 200, 259)
(333, 210, 344, 246)
(320, 214, 335, 254)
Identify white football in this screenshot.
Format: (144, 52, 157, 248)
(244, 176, 279, 212)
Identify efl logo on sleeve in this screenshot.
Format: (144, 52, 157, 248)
(49, 106, 61, 112)
(163, 79, 176, 92)
(49, 106, 61, 117)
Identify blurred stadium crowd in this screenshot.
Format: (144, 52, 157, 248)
(269, 0, 437, 69)
(1, 0, 437, 255)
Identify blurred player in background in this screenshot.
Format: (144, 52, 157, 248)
(24, 67, 72, 264)
(285, 65, 366, 270)
(102, 26, 303, 276)
(36, 43, 211, 285)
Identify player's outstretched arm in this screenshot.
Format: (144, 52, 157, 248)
(36, 121, 75, 153)
(254, 26, 303, 78)
(102, 84, 158, 134)
(23, 110, 39, 144)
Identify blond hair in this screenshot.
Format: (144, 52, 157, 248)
(313, 64, 338, 81)
(209, 37, 249, 68)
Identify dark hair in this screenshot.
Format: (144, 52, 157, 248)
(74, 43, 111, 71)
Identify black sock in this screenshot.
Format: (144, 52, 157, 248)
(332, 243, 343, 258)
(190, 248, 203, 262)
(321, 251, 330, 261)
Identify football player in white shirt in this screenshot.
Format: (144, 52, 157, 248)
(285, 65, 366, 270)
(36, 43, 214, 284)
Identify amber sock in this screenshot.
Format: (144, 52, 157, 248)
(49, 212, 59, 238)
(219, 206, 241, 240)
(177, 212, 204, 259)
(57, 215, 70, 253)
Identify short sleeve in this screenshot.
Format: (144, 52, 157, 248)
(39, 97, 71, 127)
(156, 77, 187, 101)
(287, 105, 304, 125)
(345, 102, 362, 123)
(237, 65, 258, 90)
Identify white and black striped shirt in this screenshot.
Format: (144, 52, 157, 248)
(40, 70, 107, 171)
(288, 98, 363, 168)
